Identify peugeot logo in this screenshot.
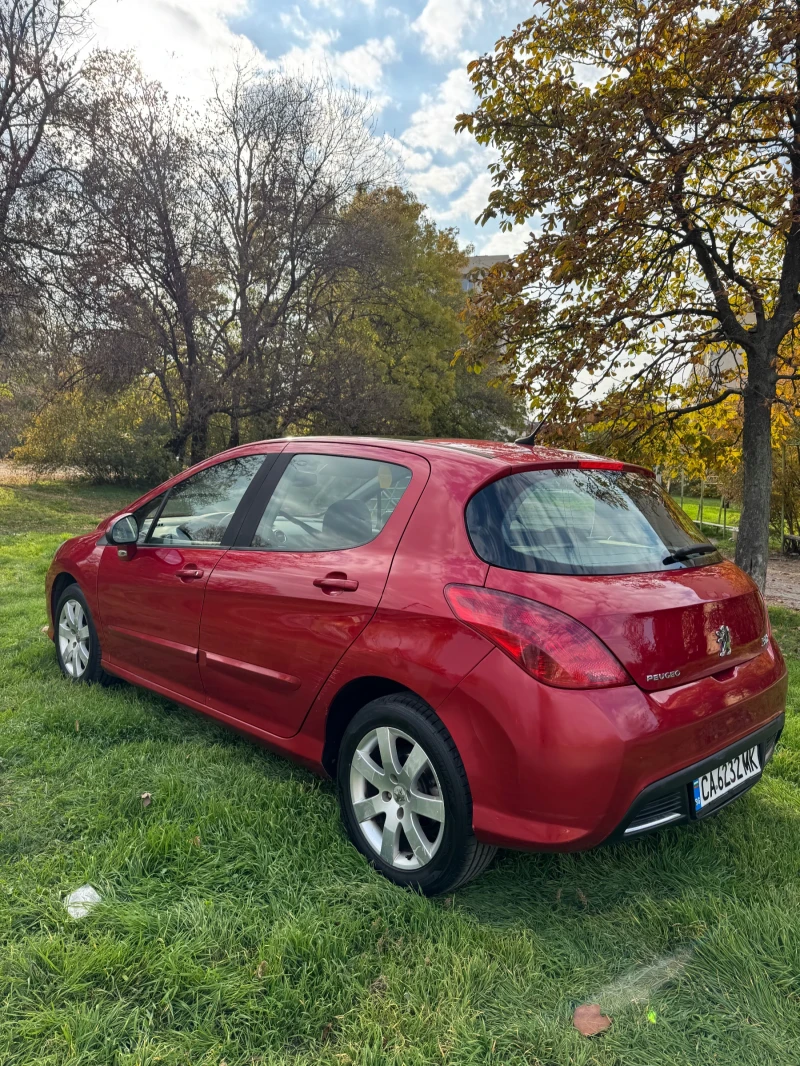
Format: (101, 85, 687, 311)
(715, 624, 732, 657)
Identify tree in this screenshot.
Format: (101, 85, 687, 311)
(199, 62, 392, 450)
(0, 0, 85, 291)
(67, 55, 391, 463)
(303, 187, 523, 439)
(457, 0, 800, 589)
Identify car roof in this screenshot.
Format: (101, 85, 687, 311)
(276, 435, 643, 471)
(117, 435, 652, 524)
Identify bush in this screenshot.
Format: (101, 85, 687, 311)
(13, 386, 179, 484)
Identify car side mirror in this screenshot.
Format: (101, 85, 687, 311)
(109, 513, 139, 545)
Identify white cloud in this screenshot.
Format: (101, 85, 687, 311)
(279, 32, 398, 95)
(406, 161, 471, 196)
(400, 66, 475, 157)
(90, 0, 258, 99)
(277, 34, 399, 107)
(440, 170, 493, 220)
(309, 0, 375, 12)
(411, 0, 482, 60)
(479, 226, 529, 255)
(383, 134, 432, 173)
(279, 8, 340, 46)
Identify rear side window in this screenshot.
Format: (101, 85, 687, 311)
(466, 467, 721, 576)
(251, 453, 412, 551)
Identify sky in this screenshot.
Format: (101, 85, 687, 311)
(88, 0, 534, 256)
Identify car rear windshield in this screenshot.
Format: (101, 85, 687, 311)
(466, 467, 722, 576)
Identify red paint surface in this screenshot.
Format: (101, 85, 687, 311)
(46, 436, 787, 851)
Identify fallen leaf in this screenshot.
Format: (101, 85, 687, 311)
(424, 956, 431, 966)
(321, 1022, 333, 1043)
(75, 720, 80, 732)
(41, 625, 49, 633)
(255, 961, 267, 978)
(443, 896, 454, 908)
(576, 888, 588, 907)
(647, 1009, 657, 1024)
(140, 792, 152, 808)
(192, 835, 201, 847)
(556, 886, 562, 902)
(573, 1003, 612, 1037)
(370, 976, 388, 995)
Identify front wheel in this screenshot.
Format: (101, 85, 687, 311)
(54, 583, 110, 684)
(337, 694, 496, 895)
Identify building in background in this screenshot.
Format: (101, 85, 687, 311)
(460, 254, 509, 293)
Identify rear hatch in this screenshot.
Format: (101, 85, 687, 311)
(466, 463, 768, 690)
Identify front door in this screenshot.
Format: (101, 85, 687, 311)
(199, 443, 429, 737)
(97, 451, 272, 702)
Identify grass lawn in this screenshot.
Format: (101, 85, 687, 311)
(671, 495, 742, 530)
(3, 480, 800, 1066)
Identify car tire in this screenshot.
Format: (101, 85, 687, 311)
(337, 693, 497, 895)
(54, 583, 113, 685)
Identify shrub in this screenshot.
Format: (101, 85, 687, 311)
(13, 386, 179, 484)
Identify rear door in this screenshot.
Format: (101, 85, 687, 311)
(97, 450, 276, 702)
(467, 464, 768, 690)
(198, 442, 429, 737)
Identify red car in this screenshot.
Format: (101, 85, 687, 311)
(46, 437, 786, 894)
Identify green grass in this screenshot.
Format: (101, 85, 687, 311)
(0, 480, 135, 536)
(671, 495, 742, 530)
(2, 481, 800, 1065)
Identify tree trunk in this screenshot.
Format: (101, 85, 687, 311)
(734, 363, 774, 592)
(228, 409, 240, 449)
(190, 418, 208, 465)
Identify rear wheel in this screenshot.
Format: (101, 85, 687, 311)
(337, 693, 496, 894)
(54, 583, 110, 684)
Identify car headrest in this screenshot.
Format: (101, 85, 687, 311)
(322, 500, 373, 546)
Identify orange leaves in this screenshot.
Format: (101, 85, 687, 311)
(573, 1003, 613, 1037)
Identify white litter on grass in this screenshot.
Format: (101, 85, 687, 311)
(64, 884, 102, 919)
(587, 949, 693, 1011)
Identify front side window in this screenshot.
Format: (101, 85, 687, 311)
(135, 494, 165, 543)
(146, 454, 266, 547)
(466, 467, 721, 576)
(251, 453, 412, 551)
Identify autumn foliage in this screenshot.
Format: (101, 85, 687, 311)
(458, 0, 800, 588)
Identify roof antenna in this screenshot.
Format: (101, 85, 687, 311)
(515, 421, 546, 446)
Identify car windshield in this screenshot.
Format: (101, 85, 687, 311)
(466, 467, 722, 575)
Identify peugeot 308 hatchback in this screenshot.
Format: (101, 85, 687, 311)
(46, 437, 787, 894)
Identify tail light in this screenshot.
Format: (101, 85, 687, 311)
(444, 584, 630, 689)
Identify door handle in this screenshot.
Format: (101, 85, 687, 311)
(313, 572, 359, 593)
(176, 567, 205, 581)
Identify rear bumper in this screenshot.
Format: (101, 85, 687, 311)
(434, 644, 788, 851)
(605, 713, 783, 842)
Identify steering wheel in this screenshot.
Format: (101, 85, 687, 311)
(176, 524, 194, 540)
(275, 510, 321, 537)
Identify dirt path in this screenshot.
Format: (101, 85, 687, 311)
(764, 551, 800, 611)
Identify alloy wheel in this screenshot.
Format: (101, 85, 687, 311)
(58, 598, 90, 678)
(349, 726, 445, 870)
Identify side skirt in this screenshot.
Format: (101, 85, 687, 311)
(102, 659, 326, 775)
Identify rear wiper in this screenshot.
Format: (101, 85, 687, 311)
(662, 543, 718, 565)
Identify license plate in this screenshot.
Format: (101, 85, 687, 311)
(693, 745, 761, 812)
